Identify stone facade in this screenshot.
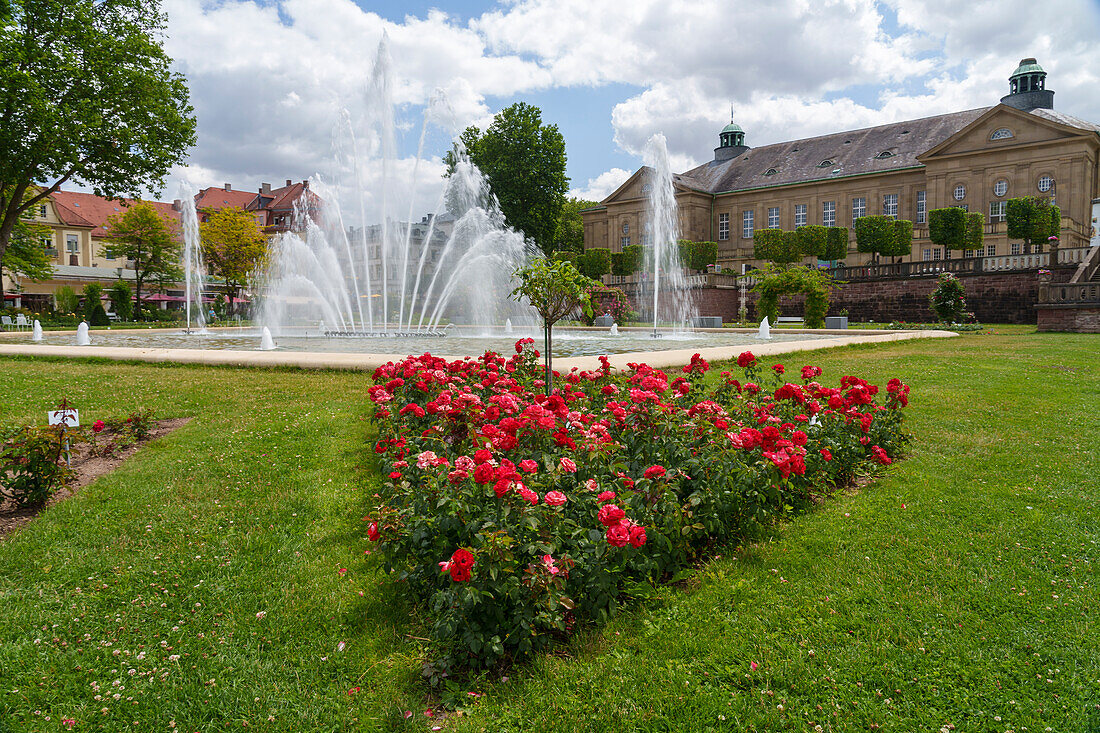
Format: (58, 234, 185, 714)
(583, 60, 1100, 273)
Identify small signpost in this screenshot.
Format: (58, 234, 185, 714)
(47, 398, 78, 466)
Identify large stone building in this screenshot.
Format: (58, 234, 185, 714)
(582, 59, 1100, 270)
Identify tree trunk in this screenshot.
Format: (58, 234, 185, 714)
(543, 321, 553, 397)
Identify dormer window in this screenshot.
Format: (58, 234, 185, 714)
(875, 150, 894, 159)
(764, 168, 778, 176)
(817, 159, 834, 168)
(990, 128, 1014, 141)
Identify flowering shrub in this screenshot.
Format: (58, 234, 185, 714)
(0, 425, 74, 507)
(365, 342, 910, 673)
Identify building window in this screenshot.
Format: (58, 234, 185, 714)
(765, 168, 778, 176)
(989, 201, 1007, 222)
(1011, 242, 1021, 255)
(1038, 175, 1054, 192)
(622, 222, 629, 235)
(883, 193, 898, 218)
(916, 191, 926, 223)
(40, 236, 51, 250)
(39, 204, 47, 218)
(66, 234, 78, 253)
(993, 179, 1008, 197)
(794, 204, 806, 228)
(742, 210, 754, 239)
(767, 207, 780, 228)
(922, 248, 931, 261)
(932, 248, 942, 260)
(621, 236, 630, 248)
(718, 213, 729, 241)
(964, 249, 974, 258)
(822, 200, 836, 227)
(953, 184, 966, 201)
(990, 128, 1014, 140)
(986, 244, 996, 256)
(875, 150, 894, 159)
(852, 197, 866, 220)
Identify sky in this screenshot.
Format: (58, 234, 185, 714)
(157, 0, 1100, 213)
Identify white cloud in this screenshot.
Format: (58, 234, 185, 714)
(153, 0, 1100, 214)
(569, 168, 633, 202)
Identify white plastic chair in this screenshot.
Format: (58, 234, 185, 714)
(0, 315, 13, 331)
(15, 314, 30, 331)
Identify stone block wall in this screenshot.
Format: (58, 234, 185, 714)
(1036, 304, 1100, 332)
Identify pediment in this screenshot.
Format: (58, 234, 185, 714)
(600, 167, 650, 204)
(919, 105, 1088, 161)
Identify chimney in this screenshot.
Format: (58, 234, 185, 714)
(223, 183, 232, 191)
(261, 182, 271, 196)
(286, 179, 292, 187)
(303, 179, 309, 189)
(172, 199, 181, 211)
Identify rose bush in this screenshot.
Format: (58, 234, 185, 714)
(364, 341, 910, 673)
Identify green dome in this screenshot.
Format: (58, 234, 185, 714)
(721, 122, 744, 133)
(1010, 58, 1045, 78)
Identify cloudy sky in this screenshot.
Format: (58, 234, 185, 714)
(159, 0, 1100, 210)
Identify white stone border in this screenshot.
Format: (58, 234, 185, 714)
(0, 329, 958, 372)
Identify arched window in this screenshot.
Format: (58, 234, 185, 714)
(1038, 175, 1054, 192)
(953, 184, 967, 201)
(764, 168, 778, 176)
(990, 128, 1014, 141)
(993, 180, 1008, 197)
(875, 150, 894, 159)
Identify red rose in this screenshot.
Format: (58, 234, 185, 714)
(449, 565, 472, 582)
(643, 465, 666, 480)
(597, 504, 625, 527)
(606, 523, 630, 547)
(597, 491, 616, 503)
(772, 364, 785, 375)
(92, 419, 106, 433)
(820, 448, 832, 461)
(518, 459, 538, 473)
(473, 449, 493, 464)
(451, 548, 475, 569)
(367, 522, 380, 542)
(737, 351, 756, 368)
(474, 463, 496, 485)
(628, 524, 647, 548)
(544, 490, 567, 506)
(790, 431, 808, 447)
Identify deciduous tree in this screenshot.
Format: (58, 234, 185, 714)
(445, 103, 568, 255)
(200, 207, 268, 302)
(102, 203, 181, 320)
(0, 0, 195, 283)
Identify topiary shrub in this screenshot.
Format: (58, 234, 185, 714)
(577, 248, 611, 279)
(928, 272, 968, 323)
(825, 227, 848, 262)
(90, 303, 110, 326)
(797, 225, 828, 259)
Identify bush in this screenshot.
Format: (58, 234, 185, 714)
(965, 212, 984, 253)
(577, 248, 611, 279)
(89, 303, 110, 326)
(796, 225, 828, 259)
(752, 228, 803, 264)
(929, 208, 967, 256)
(677, 240, 718, 271)
(855, 215, 896, 260)
(621, 244, 643, 273)
(82, 282, 104, 322)
(0, 425, 74, 508)
(365, 346, 911, 673)
(55, 285, 79, 315)
(109, 280, 133, 321)
(890, 219, 913, 258)
(928, 272, 968, 323)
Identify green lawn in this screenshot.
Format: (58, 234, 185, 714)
(1, 326, 1098, 731)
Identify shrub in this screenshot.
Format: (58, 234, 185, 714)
(929, 208, 967, 256)
(928, 272, 968, 323)
(82, 282, 104, 322)
(621, 244, 643, 273)
(965, 212, 984, 253)
(109, 280, 133, 321)
(0, 425, 74, 508)
(796, 225, 828, 259)
(365, 347, 911, 674)
(752, 228, 789, 263)
(855, 215, 897, 261)
(891, 219, 913, 258)
(677, 240, 718, 271)
(577, 248, 611, 279)
(55, 285, 79, 315)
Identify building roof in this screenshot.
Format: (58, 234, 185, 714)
(1028, 108, 1100, 134)
(50, 190, 180, 237)
(721, 122, 744, 134)
(679, 107, 992, 194)
(194, 186, 258, 212)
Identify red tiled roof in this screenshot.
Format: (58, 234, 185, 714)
(194, 187, 258, 212)
(50, 190, 181, 238)
(50, 200, 95, 229)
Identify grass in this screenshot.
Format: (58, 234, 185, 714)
(1, 324, 1099, 731)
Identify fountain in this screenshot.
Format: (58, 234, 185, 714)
(758, 316, 771, 339)
(643, 134, 697, 337)
(257, 38, 538, 338)
(31, 320, 42, 342)
(609, 323, 619, 336)
(76, 322, 91, 346)
(178, 185, 207, 334)
(504, 318, 513, 335)
(259, 327, 275, 351)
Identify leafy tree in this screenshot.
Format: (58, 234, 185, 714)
(1007, 196, 1059, 253)
(511, 258, 596, 395)
(81, 282, 103, 322)
(855, 215, 902, 262)
(553, 198, 597, 253)
(108, 280, 133, 321)
(964, 212, 984, 253)
(890, 219, 914, 260)
(0, 0, 195, 284)
(621, 244, 643, 273)
(0, 187, 52, 295)
(54, 285, 78, 314)
(102, 203, 182, 320)
(928, 208, 967, 256)
(200, 206, 268, 302)
(824, 227, 848, 262)
(677, 240, 718, 271)
(753, 228, 800, 265)
(445, 103, 568, 255)
(577, 248, 611, 279)
(796, 225, 828, 259)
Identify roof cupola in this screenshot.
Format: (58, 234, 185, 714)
(1000, 57, 1054, 111)
(714, 106, 750, 162)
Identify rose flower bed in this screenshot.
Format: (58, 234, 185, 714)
(364, 341, 910, 674)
